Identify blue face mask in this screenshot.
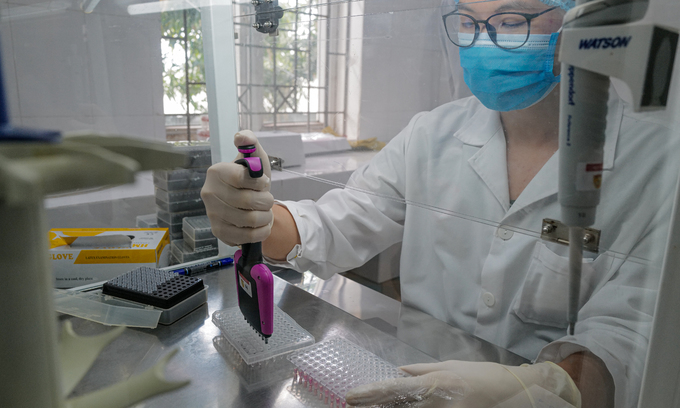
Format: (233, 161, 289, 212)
(459, 32, 560, 112)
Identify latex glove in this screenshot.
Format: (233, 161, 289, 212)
(201, 130, 274, 246)
(345, 360, 581, 408)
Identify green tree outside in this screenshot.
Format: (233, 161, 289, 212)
(160, 3, 319, 118)
(161, 9, 206, 114)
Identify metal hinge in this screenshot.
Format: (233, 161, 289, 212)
(268, 155, 284, 171)
(540, 218, 601, 253)
(251, 0, 284, 37)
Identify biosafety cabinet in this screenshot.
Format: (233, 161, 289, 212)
(1, 0, 680, 407)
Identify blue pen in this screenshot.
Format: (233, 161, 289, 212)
(170, 257, 234, 276)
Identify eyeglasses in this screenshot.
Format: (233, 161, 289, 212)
(442, 6, 558, 50)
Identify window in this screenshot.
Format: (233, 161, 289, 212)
(161, 9, 208, 141)
(161, 1, 350, 139)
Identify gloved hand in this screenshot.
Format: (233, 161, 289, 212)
(201, 130, 274, 246)
(345, 360, 581, 408)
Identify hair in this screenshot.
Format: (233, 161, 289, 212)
(450, 0, 575, 11)
(538, 0, 575, 11)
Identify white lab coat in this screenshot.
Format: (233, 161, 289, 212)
(275, 90, 680, 407)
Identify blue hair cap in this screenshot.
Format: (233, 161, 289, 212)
(539, 0, 575, 11)
(452, 0, 575, 12)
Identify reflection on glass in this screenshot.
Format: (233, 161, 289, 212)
(222, 2, 680, 408)
(4, 0, 678, 407)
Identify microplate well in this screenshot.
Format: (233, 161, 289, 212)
(213, 335, 294, 390)
(212, 306, 315, 365)
(287, 337, 408, 407)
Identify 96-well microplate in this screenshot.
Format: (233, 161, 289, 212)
(287, 337, 408, 408)
(212, 306, 315, 365)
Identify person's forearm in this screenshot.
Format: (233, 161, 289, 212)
(262, 204, 302, 261)
(556, 351, 615, 408)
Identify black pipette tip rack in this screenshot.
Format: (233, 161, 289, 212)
(102, 266, 204, 309)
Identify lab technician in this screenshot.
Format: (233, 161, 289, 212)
(202, 0, 679, 406)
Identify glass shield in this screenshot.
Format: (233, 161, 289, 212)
(226, 1, 680, 407)
(3, 0, 679, 406)
(1, 0, 218, 267)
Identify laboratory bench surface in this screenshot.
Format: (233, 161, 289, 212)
(63, 265, 527, 407)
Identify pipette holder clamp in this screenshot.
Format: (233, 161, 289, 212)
(252, 0, 284, 36)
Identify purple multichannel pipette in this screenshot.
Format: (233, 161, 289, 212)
(234, 144, 274, 343)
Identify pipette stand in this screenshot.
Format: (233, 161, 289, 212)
(0, 136, 186, 407)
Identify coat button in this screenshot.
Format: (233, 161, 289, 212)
(482, 292, 496, 307)
(496, 227, 514, 240)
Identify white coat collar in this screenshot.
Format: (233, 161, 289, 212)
(457, 89, 624, 214)
(453, 100, 503, 147)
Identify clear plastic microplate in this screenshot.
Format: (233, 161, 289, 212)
(212, 306, 315, 365)
(287, 337, 408, 407)
(213, 335, 297, 391)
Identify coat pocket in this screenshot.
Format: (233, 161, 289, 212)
(511, 242, 610, 329)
